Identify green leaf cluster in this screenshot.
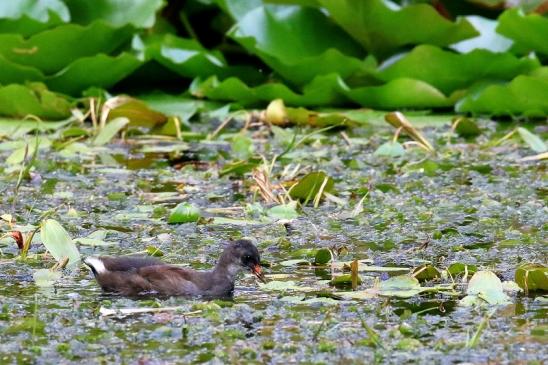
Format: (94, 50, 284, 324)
(0, 0, 547, 118)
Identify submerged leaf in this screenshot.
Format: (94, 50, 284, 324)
(378, 275, 422, 298)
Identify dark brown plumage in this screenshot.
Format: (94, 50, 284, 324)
(83, 240, 265, 298)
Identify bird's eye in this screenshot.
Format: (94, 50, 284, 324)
(243, 255, 251, 260)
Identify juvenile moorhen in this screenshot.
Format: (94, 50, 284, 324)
(83, 239, 265, 297)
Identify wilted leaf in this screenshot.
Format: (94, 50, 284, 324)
(92, 117, 129, 146)
(515, 263, 547, 293)
(168, 202, 201, 224)
(517, 127, 547, 153)
(318, 0, 477, 58)
(146, 245, 164, 257)
(385, 112, 434, 152)
(40, 219, 81, 265)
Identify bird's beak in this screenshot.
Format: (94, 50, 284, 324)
(251, 264, 266, 283)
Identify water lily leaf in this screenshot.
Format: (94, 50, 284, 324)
(314, 248, 331, 265)
(0, 0, 69, 36)
(456, 73, 548, 117)
(454, 117, 482, 138)
(0, 83, 71, 120)
(33, 269, 62, 287)
(447, 263, 477, 277)
(497, 8, 548, 56)
(515, 263, 547, 293)
(0, 21, 133, 74)
(146, 245, 164, 257)
(64, 0, 164, 28)
(330, 274, 362, 288)
(144, 34, 229, 79)
(318, 0, 477, 58)
(40, 219, 81, 265)
(231, 132, 254, 160)
(219, 159, 261, 177)
(106, 97, 167, 128)
(168, 202, 201, 224)
(461, 271, 511, 306)
(279, 259, 310, 267)
(0, 55, 45, 84)
(259, 280, 313, 292)
(289, 171, 334, 203)
(280, 295, 338, 305)
(46, 53, 142, 95)
(191, 73, 349, 107)
(413, 265, 441, 281)
(92, 117, 129, 146)
(74, 230, 118, 247)
(517, 127, 547, 153)
(378, 275, 423, 298)
(138, 93, 217, 123)
(378, 45, 539, 95)
(374, 141, 405, 157)
(266, 201, 299, 220)
(229, 5, 366, 85)
(347, 78, 451, 109)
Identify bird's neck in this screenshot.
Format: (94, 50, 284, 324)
(212, 253, 241, 282)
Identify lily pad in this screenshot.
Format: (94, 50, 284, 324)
(33, 269, 62, 287)
(515, 263, 547, 293)
(461, 271, 511, 306)
(168, 202, 201, 224)
(378, 275, 423, 298)
(288, 171, 334, 203)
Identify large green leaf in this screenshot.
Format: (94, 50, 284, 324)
(497, 8, 548, 56)
(0, 54, 45, 84)
(461, 271, 511, 306)
(228, 5, 367, 85)
(190, 73, 349, 107)
(456, 72, 548, 117)
(144, 34, 227, 78)
(515, 263, 547, 293)
(46, 53, 142, 95)
(40, 219, 81, 265)
(0, 0, 69, 36)
(0, 83, 71, 119)
(64, 0, 165, 28)
(379, 45, 539, 95)
(0, 21, 133, 74)
(318, 0, 477, 58)
(346, 78, 451, 109)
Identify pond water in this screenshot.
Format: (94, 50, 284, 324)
(0, 118, 546, 364)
